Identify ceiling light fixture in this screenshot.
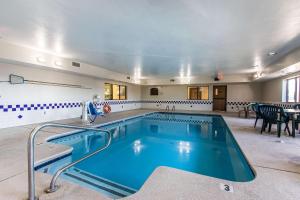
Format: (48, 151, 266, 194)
(55, 61, 62, 66)
(254, 72, 264, 79)
(36, 56, 46, 63)
(268, 51, 277, 56)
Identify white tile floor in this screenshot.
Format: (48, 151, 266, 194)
(0, 109, 300, 200)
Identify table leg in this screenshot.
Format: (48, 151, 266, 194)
(292, 114, 295, 137)
(277, 122, 281, 137)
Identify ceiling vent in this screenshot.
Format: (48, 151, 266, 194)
(72, 62, 81, 68)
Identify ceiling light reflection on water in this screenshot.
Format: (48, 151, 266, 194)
(178, 141, 191, 154)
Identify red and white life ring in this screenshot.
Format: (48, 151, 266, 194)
(103, 103, 111, 114)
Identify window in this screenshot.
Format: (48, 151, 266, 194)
(104, 83, 112, 100)
(112, 84, 120, 100)
(282, 76, 300, 102)
(187, 86, 209, 100)
(105, 83, 127, 100)
(119, 85, 127, 100)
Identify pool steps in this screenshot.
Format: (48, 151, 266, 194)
(64, 168, 136, 199)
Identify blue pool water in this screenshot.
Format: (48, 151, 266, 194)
(42, 112, 254, 196)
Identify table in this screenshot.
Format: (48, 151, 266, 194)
(284, 109, 300, 137)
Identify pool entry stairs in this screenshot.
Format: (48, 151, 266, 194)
(64, 168, 137, 199)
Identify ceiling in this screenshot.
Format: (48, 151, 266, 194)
(1, 0, 300, 79)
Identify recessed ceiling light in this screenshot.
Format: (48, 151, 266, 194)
(36, 56, 46, 63)
(55, 61, 62, 66)
(268, 52, 277, 56)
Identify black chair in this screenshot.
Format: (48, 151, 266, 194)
(293, 104, 300, 132)
(251, 103, 262, 128)
(258, 105, 290, 137)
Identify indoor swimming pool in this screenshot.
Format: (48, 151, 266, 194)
(37, 112, 255, 198)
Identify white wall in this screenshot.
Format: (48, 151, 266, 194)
(141, 83, 262, 112)
(0, 63, 141, 128)
(141, 85, 212, 111)
(1, 60, 297, 129)
(226, 83, 262, 111)
(261, 72, 300, 102)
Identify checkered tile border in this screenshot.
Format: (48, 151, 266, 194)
(227, 102, 250, 106)
(0, 101, 141, 113)
(0, 100, 295, 113)
(227, 101, 294, 109)
(0, 102, 81, 112)
(95, 100, 140, 106)
(141, 100, 212, 104)
(144, 115, 212, 124)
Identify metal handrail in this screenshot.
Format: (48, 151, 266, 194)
(171, 105, 175, 112)
(27, 123, 111, 200)
(165, 105, 170, 112)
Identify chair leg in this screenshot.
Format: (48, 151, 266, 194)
(261, 120, 266, 134)
(263, 121, 268, 132)
(277, 123, 281, 137)
(254, 117, 258, 128)
(285, 123, 291, 136)
(260, 120, 264, 134)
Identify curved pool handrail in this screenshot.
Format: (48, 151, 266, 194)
(27, 123, 111, 200)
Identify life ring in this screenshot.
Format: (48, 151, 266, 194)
(103, 103, 111, 114)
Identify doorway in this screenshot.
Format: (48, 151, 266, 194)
(213, 85, 227, 111)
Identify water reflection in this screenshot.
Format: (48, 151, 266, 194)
(133, 140, 142, 154)
(178, 141, 191, 154)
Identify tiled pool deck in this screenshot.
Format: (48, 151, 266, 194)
(0, 109, 300, 200)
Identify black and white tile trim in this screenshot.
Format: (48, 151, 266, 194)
(227, 102, 251, 106)
(0, 102, 81, 112)
(0, 101, 142, 113)
(227, 101, 295, 109)
(141, 100, 213, 104)
(95, 100, 140, 106)
(1, 100, 296, 113)
(144, 114, 212, 124)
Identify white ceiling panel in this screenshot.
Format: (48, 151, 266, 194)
(1, 0, 300, 78)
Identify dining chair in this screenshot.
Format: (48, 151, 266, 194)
(258, 105, 290, 137)
(251, 103, 262, 128)
(293, 104, 300, 132)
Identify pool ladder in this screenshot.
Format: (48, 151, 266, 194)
(27, 123, 112, 200)
(165, 105, 175, 112)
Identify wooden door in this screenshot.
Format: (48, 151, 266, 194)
(213, 85, 227, 111)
